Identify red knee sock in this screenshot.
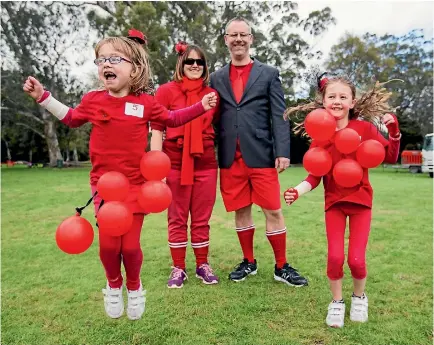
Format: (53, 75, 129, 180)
(236, 225, 255, 263)
(266, 228, 287, 269)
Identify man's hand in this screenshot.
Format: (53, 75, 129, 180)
(275, 157, 290, 173)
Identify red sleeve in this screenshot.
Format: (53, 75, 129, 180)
(303, 140, 322, 189)
(60, 93, 92, 128)
(150, 97, 206, 128)
(150, 86, 169, 132)
(365, 122, 400, 164)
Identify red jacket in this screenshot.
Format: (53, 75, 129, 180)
(305, 119, 400, 210)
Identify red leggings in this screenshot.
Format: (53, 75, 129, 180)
(98, 214, 144, 291)
(325, 202, 372, 280)
(166, 168, 217, 268)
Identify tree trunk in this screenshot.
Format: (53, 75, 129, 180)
(29, 148, 33, 163)
(73, 147, 79, 163)
(42, 110, 63, 166)
(3, 139, 12, 161)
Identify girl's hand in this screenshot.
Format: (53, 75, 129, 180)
(382, 113, 400, 137)
(202, 92, 217, 111)
(23, 76, 44, 101)
(284, 187, 299, 206)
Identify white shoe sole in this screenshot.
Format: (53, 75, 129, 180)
(326, 321, 344, 328)
(196, 274, 219, 284)
(273, 275, 308, 287)
(230, 269, 258, 282)
(127, 310, 144, 321)
(350, 315, 368, 323)
(106, 305, 124, 319)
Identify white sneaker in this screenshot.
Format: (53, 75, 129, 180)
(350, 293, 368, 322)
(326, 301, 345, 328)
(102, 283, 124, 319)
(127, 283, 146, 320)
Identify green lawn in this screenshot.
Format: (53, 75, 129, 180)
(1, 167, 432, 345)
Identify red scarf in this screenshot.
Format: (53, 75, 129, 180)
(180, 76, 205, 185)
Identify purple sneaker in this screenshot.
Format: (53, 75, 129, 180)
(196, 263, 219, 285)
(167, 267, 188, 289)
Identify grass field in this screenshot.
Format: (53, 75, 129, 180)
(1, 167, 432, 345)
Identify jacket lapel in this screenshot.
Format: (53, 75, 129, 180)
(240, 58, 263, 103)
(220, 64, 237, 105)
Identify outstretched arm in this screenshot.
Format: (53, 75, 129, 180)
(23, 76, 88, 128)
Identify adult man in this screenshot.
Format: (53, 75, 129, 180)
(210, 17, 308, 286)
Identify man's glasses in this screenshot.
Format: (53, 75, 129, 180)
(184, 58, 205, 66)
(94, 56, 132, 66)
(225, 33, 251, 39)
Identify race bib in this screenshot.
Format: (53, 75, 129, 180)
(125, 102, 144, 118)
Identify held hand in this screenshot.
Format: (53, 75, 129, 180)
(382, 113, 400, 137)
(202, 92, 217, 111)
(283, 187, 299, 206)
(275, 157, 290, 173)
(23, 76, 44, 101)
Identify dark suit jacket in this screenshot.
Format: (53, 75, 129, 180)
(210, 58, 290, 169)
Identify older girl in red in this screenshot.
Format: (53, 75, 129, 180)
(150, 43, 219, 288)
(284, 75, 400, 328)
(23, 30, 216, 320)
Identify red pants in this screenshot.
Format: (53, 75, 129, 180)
(220, 156, 281, 212)
(166, 168, 217, 268)
(91, 185, 145, 291)
(325, 202, 372, 280)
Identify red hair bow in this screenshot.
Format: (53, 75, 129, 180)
(175, 41, 188, 55)
(319, 77, 328, 91)
(127, 29, 147, 45)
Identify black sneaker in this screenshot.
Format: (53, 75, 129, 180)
(274, 263, 308, 287)
(228, 259, 258, 282)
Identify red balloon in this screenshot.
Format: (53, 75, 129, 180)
(333, 159, 363, 188)
(304, 109, 336, 141)
(356, 139, 386, 168)
(140, 151, 171, 181)
(97, 171, 129, 201)
(97, 201, 133, 236)
(303, 147, 333, 176)
(56, 216, 94, 254)
(138, 181, 173, 213)
(334, 128, 361, 154)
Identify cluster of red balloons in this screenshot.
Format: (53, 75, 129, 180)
(302, 109, 386, 188)
(138, 151, 172, 213)
(55, 151, 173, 255)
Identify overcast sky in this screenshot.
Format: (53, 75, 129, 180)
(297, 0, 433, 65)
(72, 1, 434, 86)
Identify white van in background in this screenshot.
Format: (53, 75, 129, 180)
(422, 133, 433, 178)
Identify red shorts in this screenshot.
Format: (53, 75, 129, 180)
(91, 184, 146, 215)
(220, 157, 281, 212)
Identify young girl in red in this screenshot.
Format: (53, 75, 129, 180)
(150, 43, 219, 288)
(284, 75, 401, 328)
(23, 30, 217, 320)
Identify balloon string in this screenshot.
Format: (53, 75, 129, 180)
(75, 191, 98, 216)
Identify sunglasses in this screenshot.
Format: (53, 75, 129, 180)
(184, 58, 205, 66)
